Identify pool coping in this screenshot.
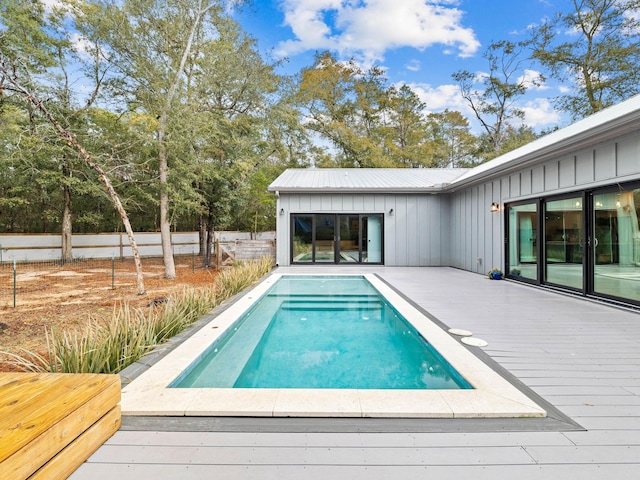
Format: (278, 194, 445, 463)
(120, 273, 548, 419)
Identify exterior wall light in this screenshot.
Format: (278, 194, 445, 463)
(389, 208, 394, 215)
(279, 208, 285, 216)
(490, 202, 500, 212)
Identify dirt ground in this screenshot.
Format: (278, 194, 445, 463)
(0, 256, 219, 371)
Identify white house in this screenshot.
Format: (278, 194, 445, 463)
(269, 94, 640, 307)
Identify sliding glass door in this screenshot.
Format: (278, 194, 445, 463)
(315, 214, 336, 263)
(292, 215, 313, 263)
(364, 216, 382, 263)
(544, 196, 584, 290)
(592, 189, 640, 302)
(291, 213, 383, 265)
(507, 182, 640, 306)
(507, 202, 538, 281)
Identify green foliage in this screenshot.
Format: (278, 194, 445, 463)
(7, 0, 635, 236)
(0, 0, 296, 235)
(2, 257, 274, 374)
(530, 0, 640, 118)
(426, 110, 478, 168)
(293, 52, 447, 168)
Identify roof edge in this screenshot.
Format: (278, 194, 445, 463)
(448, 94, 640, 190)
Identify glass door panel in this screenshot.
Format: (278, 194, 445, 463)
(593, 190, 640, 301)
(315, 214, 335, 262)
(338, 215, 360, 263)
(292, 215, 313, 263)
(364, 215, 382, 263)
(545, 197, 584, 289)
(507, 203, 537, 280)
(291, 213, 383, 265)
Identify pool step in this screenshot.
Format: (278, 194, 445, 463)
(281, 298, 383, 311)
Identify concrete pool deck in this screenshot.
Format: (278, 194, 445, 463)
(120, 272, 546, 419)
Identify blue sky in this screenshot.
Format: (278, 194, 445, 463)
(234, 0, 567, 132)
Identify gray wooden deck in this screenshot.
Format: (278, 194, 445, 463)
(71, 267, 640, 479)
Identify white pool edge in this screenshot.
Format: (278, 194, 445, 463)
(121, 273, 547, 418)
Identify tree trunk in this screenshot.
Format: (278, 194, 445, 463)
(154, 2, 213, 279)
(199, 214, 208, 267)
(61, 181, 73, 264)
(5, 83, 147, 294)
(206, 212, 215, 268)
(197, 182, 206, 256)
(159, 148, 176, 282)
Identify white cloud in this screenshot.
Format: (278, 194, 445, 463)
(404, 82, 563, 132)
(408, 82, 467, 112)
(520, 98, 561, 128)
(277, 0, 480, 63)
(40, 0, 64, 10)
(405, 59, 421, 72)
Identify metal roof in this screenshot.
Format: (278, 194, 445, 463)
(268, 168, 470, 193)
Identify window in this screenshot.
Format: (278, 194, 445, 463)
(506, 182, 640, 306)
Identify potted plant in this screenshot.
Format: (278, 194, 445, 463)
(488, 268, 503, 280)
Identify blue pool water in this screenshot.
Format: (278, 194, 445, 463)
(171, 276, 471, 390)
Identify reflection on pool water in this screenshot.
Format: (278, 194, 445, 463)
(172, 276, 471, 390)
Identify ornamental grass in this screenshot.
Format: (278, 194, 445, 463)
(3, 257, 273, 374)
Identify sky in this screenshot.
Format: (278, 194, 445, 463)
(233, 0, 568, 133)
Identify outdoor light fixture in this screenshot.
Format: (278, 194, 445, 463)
(389, 208, 394, 215)
(490, 202, 500, 212)
(279, 208, 285, 216)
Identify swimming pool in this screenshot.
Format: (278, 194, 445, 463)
(171, 276, 471, 390)
(121, 272, 546, 418)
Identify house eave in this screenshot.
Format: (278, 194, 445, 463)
(268, 186, 446, 194)
(446, 95, 640, 191)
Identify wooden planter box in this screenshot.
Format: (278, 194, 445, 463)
(0, 373, 121, 480)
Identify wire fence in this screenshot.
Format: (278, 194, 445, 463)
(0, 238, 275, 309)
(0, 254, 206, 309)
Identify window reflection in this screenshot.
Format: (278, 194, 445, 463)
(315, 215, 335, 262)
(339, 215, 360, 263)
(544, 198, 583, 289)
(507, 203, 537, 281)
(593, 190, 640, 301)
(293, 215, 313, 262)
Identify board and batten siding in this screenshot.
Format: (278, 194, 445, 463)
(449, 129, 640, 275)
(275, 193, 450, 267)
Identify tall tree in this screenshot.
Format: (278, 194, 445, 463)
(295, 52, 439, 168)
(530, 0, 640, 118)
(453, 40, 542, 158)
(383, 84, 435, 168)
(0, 0, 146, 293)
(189, 19, 280, 264)
(81, 0, 233, 279)
(296, 52, 408, 167)
(426, 110, 478, 168)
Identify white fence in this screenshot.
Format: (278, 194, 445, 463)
(0, 231, 276, 263)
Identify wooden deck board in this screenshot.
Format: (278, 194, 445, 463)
(30, 406, 121, 480)
(70, 267, 640, 479)
(0, 373, 120, 479)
